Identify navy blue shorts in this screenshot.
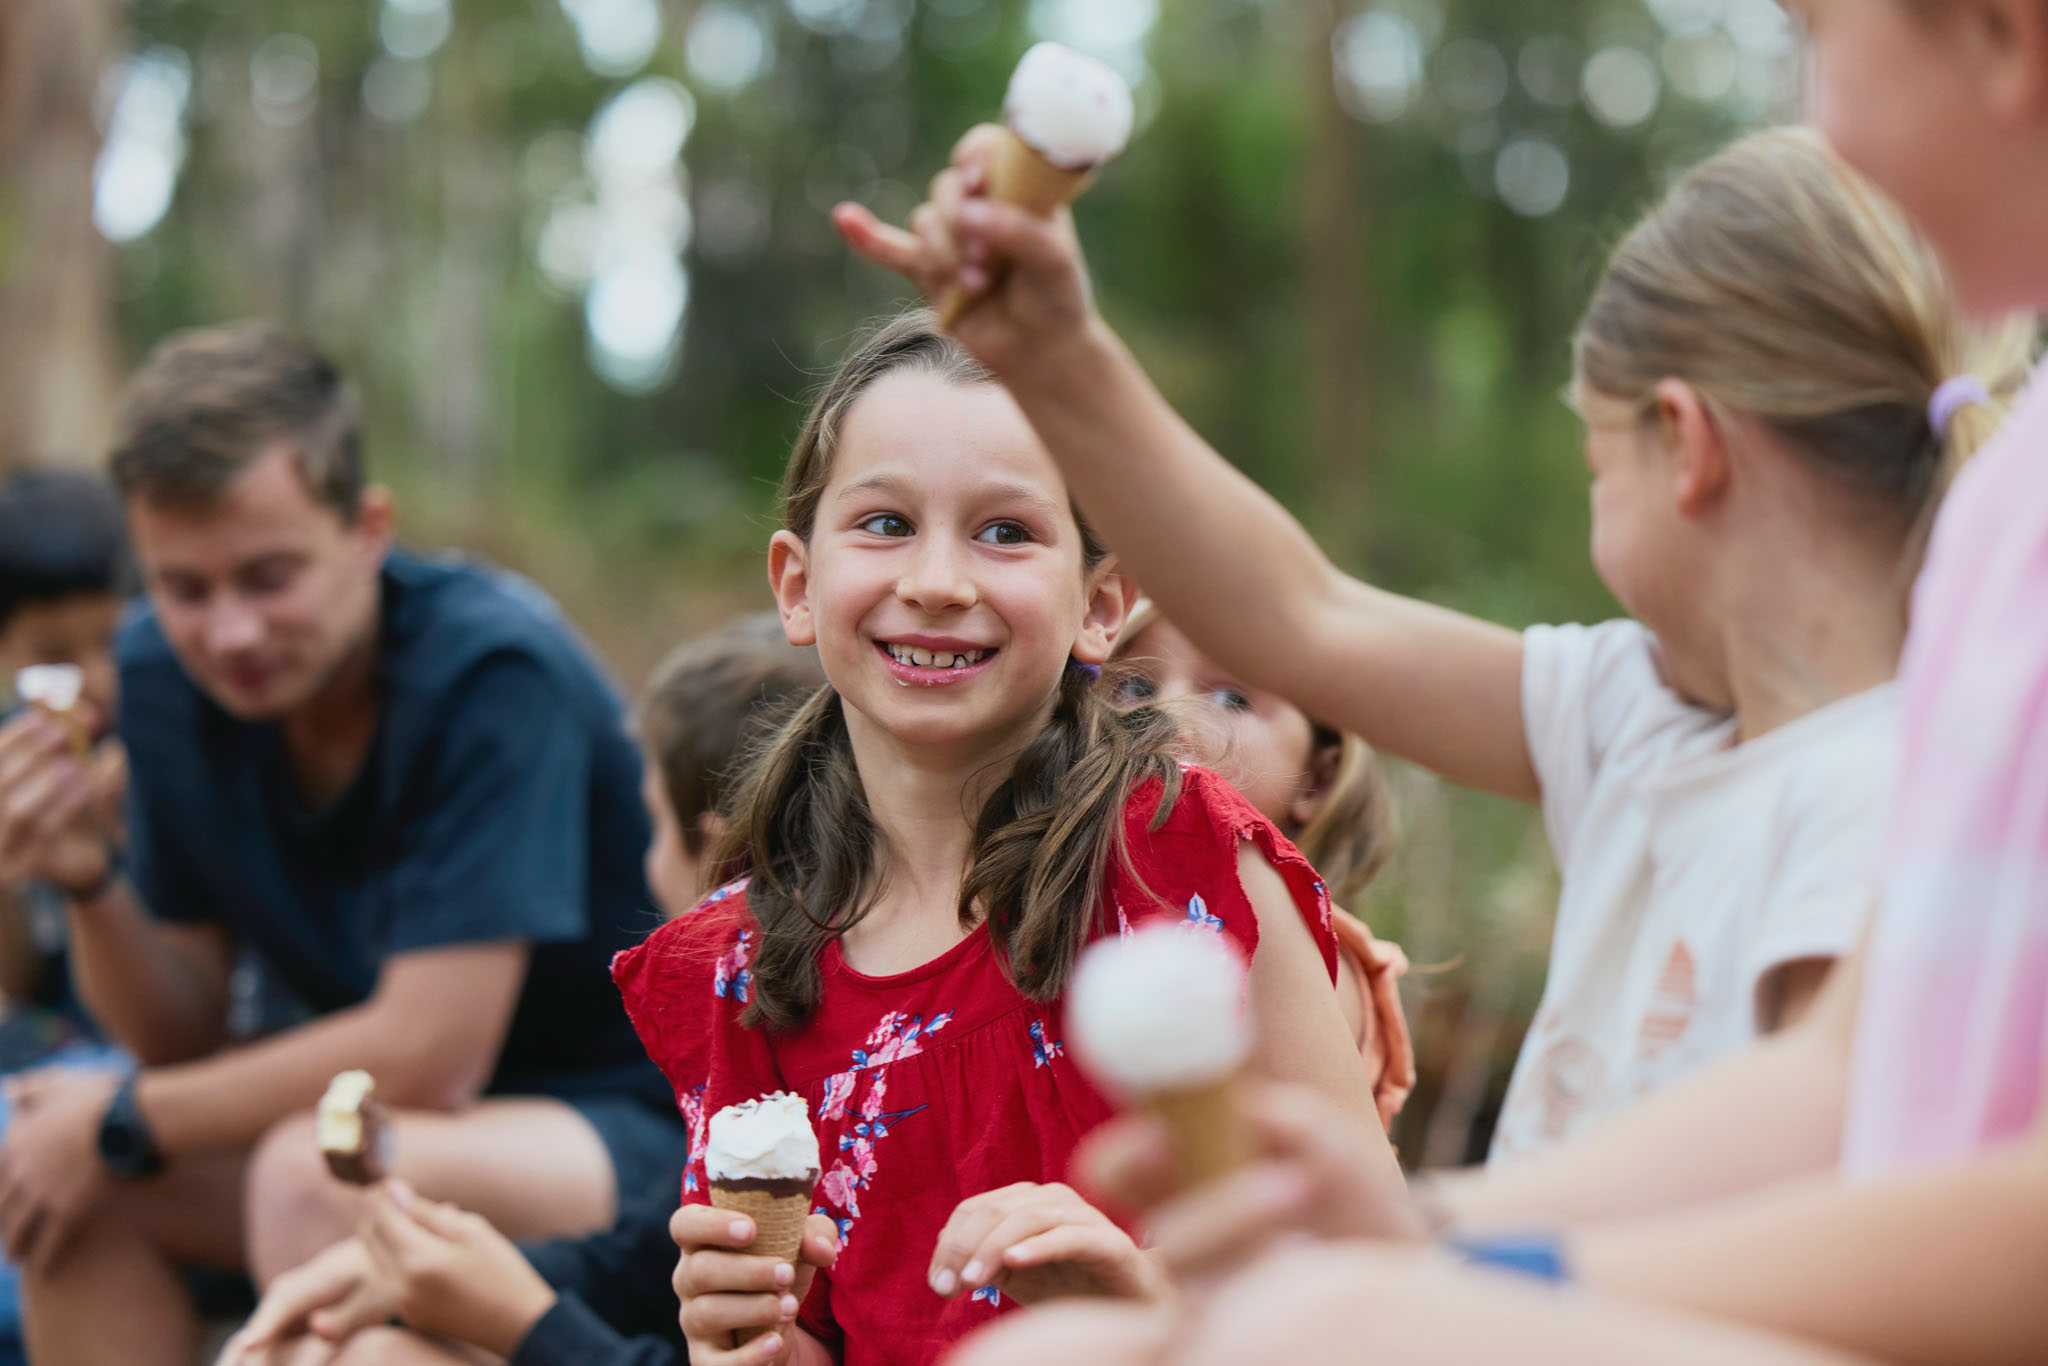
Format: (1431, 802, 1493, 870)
(564, 1091, 689, 1206)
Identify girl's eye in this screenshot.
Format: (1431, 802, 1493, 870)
(859, 514, 913, 538)
(975, 521, 1029, 547)
(1209, 689, 1252, 714)
(1115, 675, 1158, 704)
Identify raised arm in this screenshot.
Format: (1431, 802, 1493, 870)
(838, 132, 1534, 800)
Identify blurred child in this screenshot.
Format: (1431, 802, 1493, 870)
(841, 126, 2036, 1160)
(219, 616, 823, 1366)
(0, 470, 127, 1046)
(614, 310, 1377, 1366)
(949, 3, 2048, 1361)
(1112, 599, 1413, 1128)
(0, 469, 127, 1366)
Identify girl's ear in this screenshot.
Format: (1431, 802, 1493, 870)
(1284, 732, 1345, 832)
(1072, 558, 1140, 666)
(768, 530, 818, 648)
(1653, 377, 1730, 518)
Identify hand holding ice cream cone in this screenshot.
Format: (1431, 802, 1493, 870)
(702, 1093, 823, 1347)
(932, 43, 1134, 332)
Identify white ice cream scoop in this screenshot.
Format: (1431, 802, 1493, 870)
(706, 1091, 822, 1183)
(1067, 922, 1251, 1095)
(1002, 42, 1136, 171)
(15, 664, 84, 712)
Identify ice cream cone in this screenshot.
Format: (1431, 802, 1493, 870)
(937, 128, 1092, 331)
(709, 1179, 816, 1344)
(1145, 1072, 1252, 1192)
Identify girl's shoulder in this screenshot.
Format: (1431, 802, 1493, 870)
(1110, 764, 1338, 978)
(610, 877, 759, 1019)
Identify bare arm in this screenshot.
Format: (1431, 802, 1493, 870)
(135, 941, 529, 1154)
(1012, 325, 1535, 800)
(1438, 937, 1864, 1231)
(66, 878, 234, 1063)
(1238, 845, 1401, 1182)
(0, 881, 37, 1003)
(1576, 1139, 2048, 1366)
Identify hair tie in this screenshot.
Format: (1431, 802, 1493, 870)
(1068, 658, 1102, 683)
(1929, 376, 1991, 442)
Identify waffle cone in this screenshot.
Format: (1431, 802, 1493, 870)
(709, 1183, 814, 1345)
(1145, 1072, 1251, 1192)
(937, 126, 1094, 330)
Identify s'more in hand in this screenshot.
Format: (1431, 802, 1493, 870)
(15, 664, 88, 757)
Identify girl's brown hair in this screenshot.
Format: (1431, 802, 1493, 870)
(718, 309, 1182, 1031)
(1576, 127, 2036, 533)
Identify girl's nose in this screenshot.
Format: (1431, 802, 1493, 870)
(896, 538, 977, 612)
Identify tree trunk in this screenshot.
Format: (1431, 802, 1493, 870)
(1301, 0, 1370, 544)
(0, 0, 122, 473)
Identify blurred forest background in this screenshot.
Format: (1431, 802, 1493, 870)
(0, 0, 1796, 1162)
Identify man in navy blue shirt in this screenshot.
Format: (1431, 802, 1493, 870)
(0, 324, 679, 1366)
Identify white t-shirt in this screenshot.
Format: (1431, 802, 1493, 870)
(1488, 620, 1895, 1163)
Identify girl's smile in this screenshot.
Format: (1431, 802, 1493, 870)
(876, 636, 1001, 687)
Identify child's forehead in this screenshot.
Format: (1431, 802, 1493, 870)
(831, 376, 1071, 508)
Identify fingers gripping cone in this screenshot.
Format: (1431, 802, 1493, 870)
(937, 42, 1135, 332)
(706, 1093, 823, 1345)
(1068, 924, 1254, 1192)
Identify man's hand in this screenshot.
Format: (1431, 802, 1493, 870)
(216, 1237, 398, 1363)
(0, 1066, 119, 1274)
(0, 711, 124, 895)
(928, 1182, 1169, 1308)
(671, 1203, 839, 1366)
(1078, 1082, 1430, 1285)
(358, 1180, 557, 1359)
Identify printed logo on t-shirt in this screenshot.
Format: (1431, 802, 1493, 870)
(1636, 939, 1697, 1062)
(1528, 1036, 1604, 1143)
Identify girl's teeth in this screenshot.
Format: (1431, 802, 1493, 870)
(887, 644, 988, 669)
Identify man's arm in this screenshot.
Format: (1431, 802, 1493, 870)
(134, 941, 528, 1154)
(1437, 936, 1865, 1231)
(65, 878, 233, 1063)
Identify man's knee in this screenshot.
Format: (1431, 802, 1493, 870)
(245, 1111, 352, 1283)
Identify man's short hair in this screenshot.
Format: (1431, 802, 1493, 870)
(107, 322, 363, 518)
(0, 469, 130, 631)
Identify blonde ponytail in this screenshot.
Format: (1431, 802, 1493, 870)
(1576, 127, 2036, 533)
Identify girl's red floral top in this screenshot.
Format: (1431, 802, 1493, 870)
(611, 765, 1338, 1366)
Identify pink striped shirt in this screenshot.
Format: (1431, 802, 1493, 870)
(1845, 359, 2048, 1175)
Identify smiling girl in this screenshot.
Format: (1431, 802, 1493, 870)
(611, 311, 1376, 1366)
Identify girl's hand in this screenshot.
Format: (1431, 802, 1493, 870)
(833, 124, 1098, 378)
(358, 1180, 557, 1359)
(1360, 934, 1416, 1130)
(670, 1204, 840, 1366)
(928, 1182, 1169, 1308)
(1079, 1082, 1429, 1284)
(216, 1237, 396, 1362)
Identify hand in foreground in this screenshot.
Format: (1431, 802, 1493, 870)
(215, 1237, 397, 1364)
(0, 1066, 118, 1275)
(0, 710, 123, 894)
(1078, 1081, 1429, 1284)
(671, 1203, 840, 1366)
(1359, 933, 1416, 1130)
(833, 124, 1096, 375)
(359, 1180, 558, 1359)
(928, 1181, 1168, 1308)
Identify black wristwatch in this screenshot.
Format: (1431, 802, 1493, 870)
(97, 1073, 165, 1180)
